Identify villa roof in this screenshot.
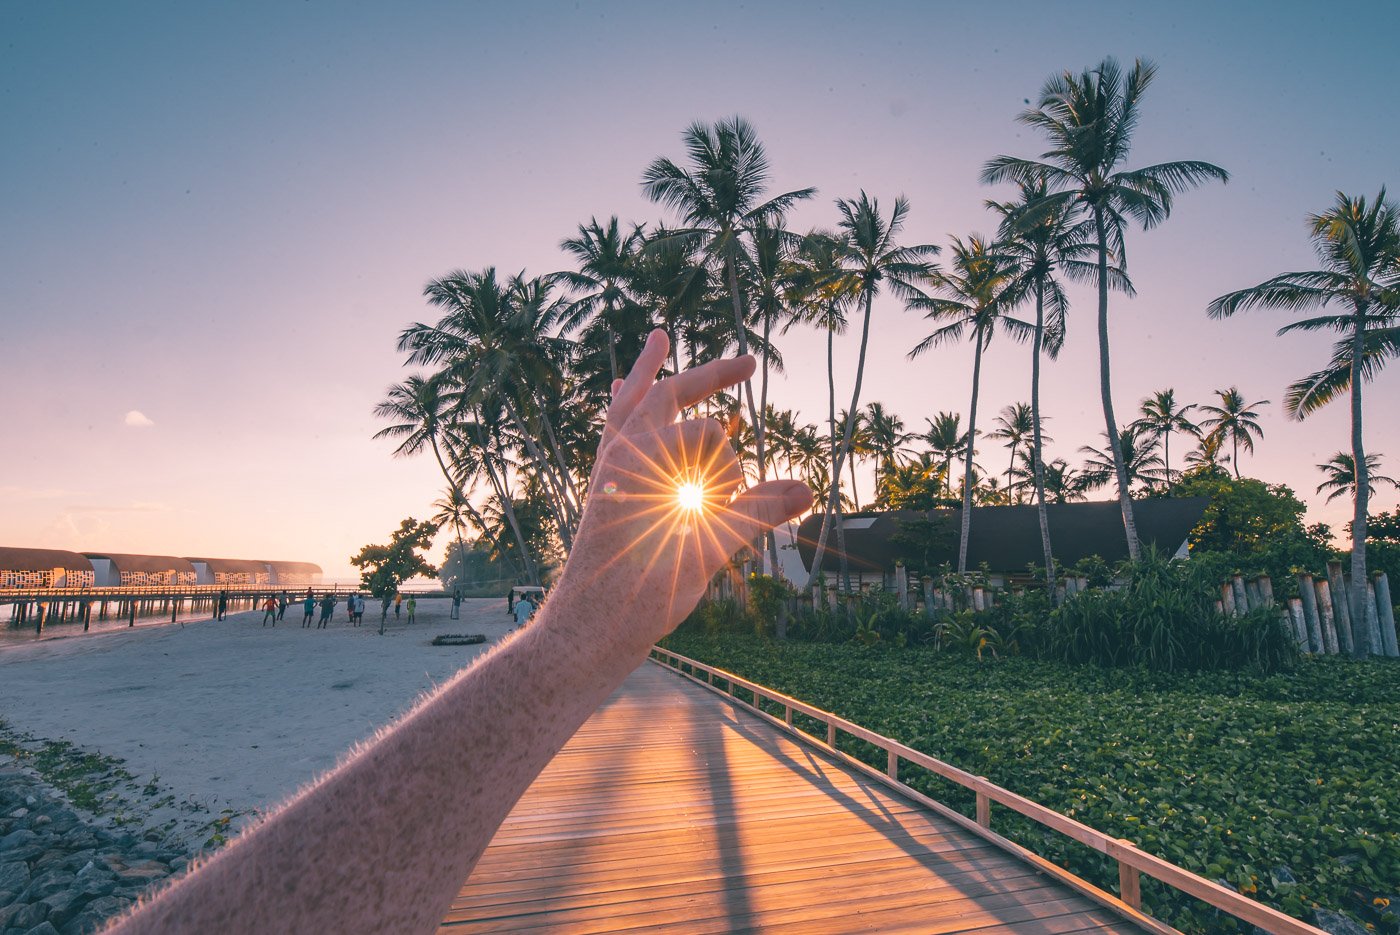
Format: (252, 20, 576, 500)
(794, 498, 1210, 576)
(182, 557, 270, 575)
(0, 548, 95, 573)
(82, 553, 197, 574)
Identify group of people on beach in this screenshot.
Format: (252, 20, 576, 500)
(284, 591, 416, 628)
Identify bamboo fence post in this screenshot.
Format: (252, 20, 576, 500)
(1220, 582, 1236, 617)
(1374, 572, 1398, 658)
(972, 588, 985, 612)
(894, 565, 908, 611)
(1257, 574, 1275, 608)
(1287, 598, 1308, 650)
(1064, 577, 1078, 598)
(1244, 577, 1260, 611)
(1231, 575, 1249, 615)
(922, 577, 935, 619)
(1297, 573, 1325, 654)
(1326, 561, 1356, 655)
(1315, 578, 1340, 655)
(1363, 580, 1384, 659)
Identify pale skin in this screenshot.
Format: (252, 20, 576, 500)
(105, 329, 812, 934)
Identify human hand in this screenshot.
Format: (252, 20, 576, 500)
(553, 329, 811, 652)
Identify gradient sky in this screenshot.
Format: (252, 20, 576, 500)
(4, 0, 1397, 581)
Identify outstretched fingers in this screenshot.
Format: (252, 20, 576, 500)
(703, 480, 812, 566)
(625, 355, 756, 432)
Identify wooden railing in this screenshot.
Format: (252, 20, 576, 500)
(649, 647, 1324, 935)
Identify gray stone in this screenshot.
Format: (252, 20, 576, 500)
(19, 872, 73, 904)
(129, 842, 158, 858)
(9, 901, 48, 930)
(114, 866, 164, 884)
(0, 864, 29, 896)
(28, 821, 47, 831)
(6, 812, 27, 822)
(1271, 865, 1297, 885)
(22, 921, 61, 935)
(77, 897, 123, 918)
(2, 845, 44, 864)
(0, 832, 37, 855)
(167, 858, 188, 873)
(1312, 908, 1369, 935)
(0, 904, 28, 930)
(39, 890, 84, 928)
(59, 911, 107, 935)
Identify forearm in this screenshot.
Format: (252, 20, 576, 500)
(106, 588, 644, 934)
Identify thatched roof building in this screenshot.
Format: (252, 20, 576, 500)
(0, 548, 95, 588)
(184, 557, 272, 586)
(263, 561, 323, 586)
(83, 553, 198, 587)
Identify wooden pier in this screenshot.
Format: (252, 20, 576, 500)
(440, 656, 1322, 935)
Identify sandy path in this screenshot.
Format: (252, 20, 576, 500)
(0, 597, 516, 844)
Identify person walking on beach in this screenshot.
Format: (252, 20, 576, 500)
(262, 596, 278, 627)
(345, 593, 355, 625)
(277, 592, 289, 621)
(354, 594, 365, 625)
(216, 590, 228, 621)
(394, 592, 403, 620)
(302, 594, 315, 627)
(451, 588, 461, 619)
(318, 594, 334, 628)
(405, 594, 416, 624)
(512, 594, 535, 629)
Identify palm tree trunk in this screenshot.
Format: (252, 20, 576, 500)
(1349, 299, 1372, 658)
(1164, 432, 1172, 492)
(501, 395, 574, 553)
(474, 421, 540, 585)
(958, 332, 984, 574)
(1005, 442, 1017, 503)
(606, 328, 619, 384)
(759, 304, 780, 576)
(1031, 279, 1056, 593)
(1094, 209, 1141, 561)
(534, 402, 583, 527)
(725, 256, 763, 469)
(811, 290, 874, 592)
(849, 456, 861, 511)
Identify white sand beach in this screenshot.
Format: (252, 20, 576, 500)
(0, 597, 516, 848)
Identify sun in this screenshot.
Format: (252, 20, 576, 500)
(676, 481, 706, 513)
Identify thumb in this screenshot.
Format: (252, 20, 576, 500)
(713, 481, 812, 556)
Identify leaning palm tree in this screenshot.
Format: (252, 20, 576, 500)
(1317, 453, 1399, 504)
(910, 234, 1030, 573)
(642, 117, 815, 559)
(983, 57, 1229, 560)
(805, 193, 940, 584)
(1197, 387, 1269, 480)
(1133, 389, 1199, 490)
(1209, 188, 1399, 658)
(989, 178, 1095, 582)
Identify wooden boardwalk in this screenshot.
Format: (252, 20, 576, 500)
(439, 662, 1147, 935)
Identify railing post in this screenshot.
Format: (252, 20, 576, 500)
(784, 705, 792, 727)
(1118, 854, 1141, 909)
(976, 789, 991, 828)
(826, 722, 836, 747)
(887, 749, 898, 781)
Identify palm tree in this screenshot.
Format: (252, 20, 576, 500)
(910, 234, 1030, 573)
(806, 193, 940, 585)
(922, 412, 970, 500)
(983, 57, 1229, 560)
(1209, 188, 1399, 658)
(558, 217, 645, 382)
(987, 403, 1053, 502)
(834, 409, 871, 511)
(1042, 458, 1089, 504)
(1132, 389, 1199, 490)
(1183, 432, 1231, 475)
(863, 401, 908, 501)
(989, 178, 1095, 583)
(1197, 387, 1269, 480)
(642, 117, 815, 564)
(1080, 425, 1165, 496)
(1317, 453, 1399, 504)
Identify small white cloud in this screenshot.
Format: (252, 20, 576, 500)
(124, 410, 154, 428)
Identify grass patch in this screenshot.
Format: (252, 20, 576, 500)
(0, 716, 134, 814)
(658, 631, 1400, 934)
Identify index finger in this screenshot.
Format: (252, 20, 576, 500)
(625, 354, 756, 433)
(602, 329, 670, 439)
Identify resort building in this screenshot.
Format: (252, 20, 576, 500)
(264, 561, 323, 587)
(84, 553, 199, 588)
(794, 497, 1211, 589)
(0, 548, 95, 589)
(184, 557, 274, 586)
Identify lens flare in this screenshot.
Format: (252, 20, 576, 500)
(676, 482, 705, 513)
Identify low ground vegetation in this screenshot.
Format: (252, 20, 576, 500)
(656, 631, 1400, 933)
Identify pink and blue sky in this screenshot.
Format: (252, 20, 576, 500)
(3, 1, 1397, 581)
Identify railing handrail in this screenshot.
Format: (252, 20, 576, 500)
(0, 584, 457, 603)
(649, 646, 1323, 935)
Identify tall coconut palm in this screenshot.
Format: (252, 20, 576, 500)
(1132, 389, 1199, 490)
(922, 412, 970, 500)
(1080, 424, 1165, 496)
(806, 193, 940, 585)
(983, 57, 1229, 560)
(1198, 387, 1269, 480)
(864, 401, 908, 501)
(558, 217, 645, 382)
(1317, 453, 1399, 504)
(989, 178, 1096, 582)
(1183, 432, 1231, 475)
(1209, 188, 1400, 657)
(987, 403, 1053, 503)
(910, 234, 1030, 573)
(642, 117, 815, 569)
